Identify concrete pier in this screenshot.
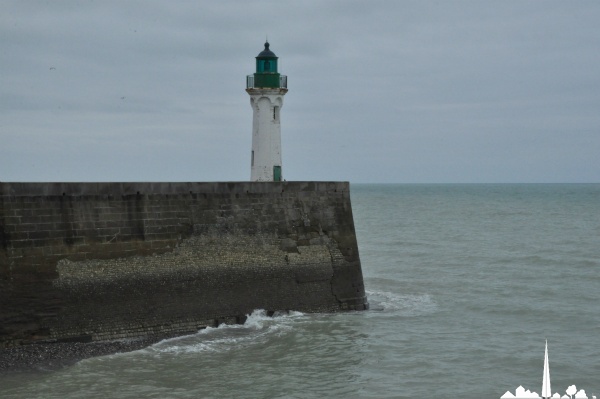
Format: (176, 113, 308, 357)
(0, 181, 367, 348)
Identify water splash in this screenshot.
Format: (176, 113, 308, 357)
(147, 309, 305, 354)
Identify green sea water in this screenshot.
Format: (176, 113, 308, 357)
(1, 184, 599, 398)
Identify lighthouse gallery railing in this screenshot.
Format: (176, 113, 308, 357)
(247, 75, 287, 89)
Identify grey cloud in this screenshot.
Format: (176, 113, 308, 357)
(1, 1, 599, 182)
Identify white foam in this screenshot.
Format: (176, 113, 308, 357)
(366, 289, 437, 315)
(148, 309, 305, 355)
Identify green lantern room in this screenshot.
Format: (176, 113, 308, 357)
(247, 42, 287, 89)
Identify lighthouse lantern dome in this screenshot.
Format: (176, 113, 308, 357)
(256, 41, 278, 73)
(247, 41, 284, 89)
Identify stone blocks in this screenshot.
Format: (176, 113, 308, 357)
(0, 181, 367, 347)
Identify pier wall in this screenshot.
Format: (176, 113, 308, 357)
(0, 181, 367, 347)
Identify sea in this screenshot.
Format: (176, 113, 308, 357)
(1, 184, 599, 398)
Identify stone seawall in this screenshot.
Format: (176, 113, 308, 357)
(0, 182, 367, 348)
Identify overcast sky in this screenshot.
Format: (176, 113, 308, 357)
(2, 1, 599, 183)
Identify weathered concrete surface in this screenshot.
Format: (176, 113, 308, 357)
(0, 181, 367, 348)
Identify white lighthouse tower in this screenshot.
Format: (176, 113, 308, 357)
(246, 41, 288, 181)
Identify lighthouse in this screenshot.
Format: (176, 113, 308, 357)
(246, 41, 288, 181)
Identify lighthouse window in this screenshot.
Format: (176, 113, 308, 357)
(251, 151, 254, 166)
(264, 61, 270, 71)
(273, 106, 279, 121)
